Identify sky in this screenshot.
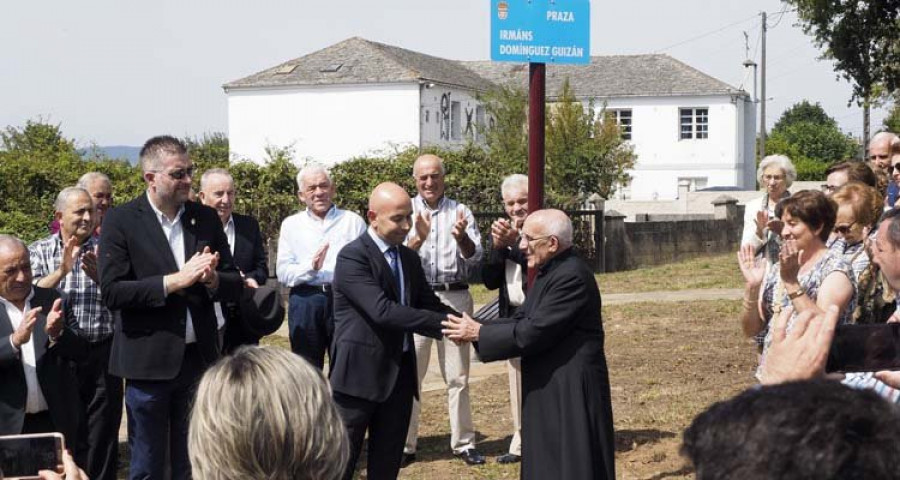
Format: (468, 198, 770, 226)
(1, 0, 889, 148)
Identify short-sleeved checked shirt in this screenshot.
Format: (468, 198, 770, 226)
(29, 234, 114, 343)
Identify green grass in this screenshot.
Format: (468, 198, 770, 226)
(597, 253, 743, 294)
(471, 253, 743, 306)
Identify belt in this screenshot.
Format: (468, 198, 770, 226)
(429, 282, 469, 292)
(292, 284, 333, 294)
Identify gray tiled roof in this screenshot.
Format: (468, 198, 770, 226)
(224, 37, 744, 99)
(223, 37, 496, 91)
(460, 55, 743, 99)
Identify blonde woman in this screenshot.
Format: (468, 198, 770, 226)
(189, 347, 349, 480)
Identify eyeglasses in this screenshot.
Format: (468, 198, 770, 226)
(519, 234, 552, 245)
(892, 164, 900, 173)
(833, 222, 857, 236)
(154, 167, 195, 180)
(762, 174, 785, 182)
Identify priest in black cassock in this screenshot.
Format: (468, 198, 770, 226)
(443, 209, 615, 480)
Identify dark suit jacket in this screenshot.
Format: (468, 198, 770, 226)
(0, 287, 88, 443)
(330, 232, 453, 402)
(99, 195, 242, 380)
(230, 213, 268, 285)
(223, 212, 269, 349)
(478, 249, 614, 480)
(481, 241, 527, 318)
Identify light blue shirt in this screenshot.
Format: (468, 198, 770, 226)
(276, 205, 366, 287)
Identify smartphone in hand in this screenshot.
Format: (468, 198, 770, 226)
(0, 433, 65, 480)
(826, 323, 900, 373)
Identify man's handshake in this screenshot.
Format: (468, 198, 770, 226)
(442, 313, 481, 344)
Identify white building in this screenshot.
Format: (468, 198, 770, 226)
(224, 37, 756, 200)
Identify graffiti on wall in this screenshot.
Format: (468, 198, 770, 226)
(440, 93, 451, 140)
(465, 108, 474, 137)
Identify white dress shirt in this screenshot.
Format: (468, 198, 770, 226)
(147, 194, 197, 344)
(1, 290, 50, 413)
(408, 195, 483, 284)
(276, 206, 366, 287)
(213, 215, 236, 332)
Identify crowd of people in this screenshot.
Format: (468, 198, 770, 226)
(6, 129, 900, 480)
(0, 135, 614, 480)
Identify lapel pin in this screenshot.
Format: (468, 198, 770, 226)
(191, 218, 196, 226)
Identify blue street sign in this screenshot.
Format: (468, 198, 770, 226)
(491, 0, 591, 65)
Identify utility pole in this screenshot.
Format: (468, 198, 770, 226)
(759, 11, 767, 160)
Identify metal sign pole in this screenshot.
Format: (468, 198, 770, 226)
(527, 61, 545, 287)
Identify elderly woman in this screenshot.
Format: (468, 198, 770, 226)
(742, 155, 797, 263)
(827, 182, 889, 322)
(738, 190, 855, 376)
(188, 346, 349, 480)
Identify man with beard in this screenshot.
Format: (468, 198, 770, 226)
(99, 135, 242, 479)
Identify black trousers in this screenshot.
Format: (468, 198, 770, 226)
(334, 352, 416, 480)
(76, 338, 124, 480)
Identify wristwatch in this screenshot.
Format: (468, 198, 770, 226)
(787, 287, 806, 300)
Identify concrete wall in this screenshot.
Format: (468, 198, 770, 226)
(603, 199, 743, 272)
(605, 180, 822, 221)
(602, 94, 753, 201)
(227, 83, 421, 166)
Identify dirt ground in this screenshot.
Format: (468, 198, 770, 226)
(373, 299, 757, 480)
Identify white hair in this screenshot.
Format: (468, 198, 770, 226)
(295, 164, 331, 190)
(76, 171, 110, 189)
(756, 155, 797, 188)
(54, 186, 91, 213)
(501, 174, 528, 198)
(535, 209, 573, 249)
(199, 168, 234, 191)
(0, 234, 27, 255)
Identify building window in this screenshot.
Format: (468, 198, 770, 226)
(451, 101, 462, 140)
(679, 107, 708, 140)
(609, 109, 632, 140)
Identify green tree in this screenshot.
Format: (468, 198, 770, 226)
(772, 100, 837, 131)
(477, 84, 528, 175)
(545, 80, 635, 204)
(884, 100, 900, 133)
(0, 120, 145, 242)
(765, 102, 859, 180)
(184, 132, 230, 189)
(784, 0, 900, 143)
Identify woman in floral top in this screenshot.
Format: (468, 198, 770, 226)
(738, 190, 855, 378)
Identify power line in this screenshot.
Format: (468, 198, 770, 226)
(766, 6, 796, 30)
(653, 13, 758, 53)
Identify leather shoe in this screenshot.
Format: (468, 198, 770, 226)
(455, 448, 486, 465)
(496, 453, 521, 464)
(401, 453, 416, 468)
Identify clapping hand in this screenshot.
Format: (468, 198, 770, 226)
(415, 211, 432, 243)
(312, 243, 330, 271)
(81, 244, 99, 283)
(44, 298, 64, 340)
(737, 245, 766, 288)
(779, 239, 803, 284)
(59, 235, 81, 276)
(11, 307, 41, 348)
(491, 218, 518, 250)
(451, 209, 468, 242)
